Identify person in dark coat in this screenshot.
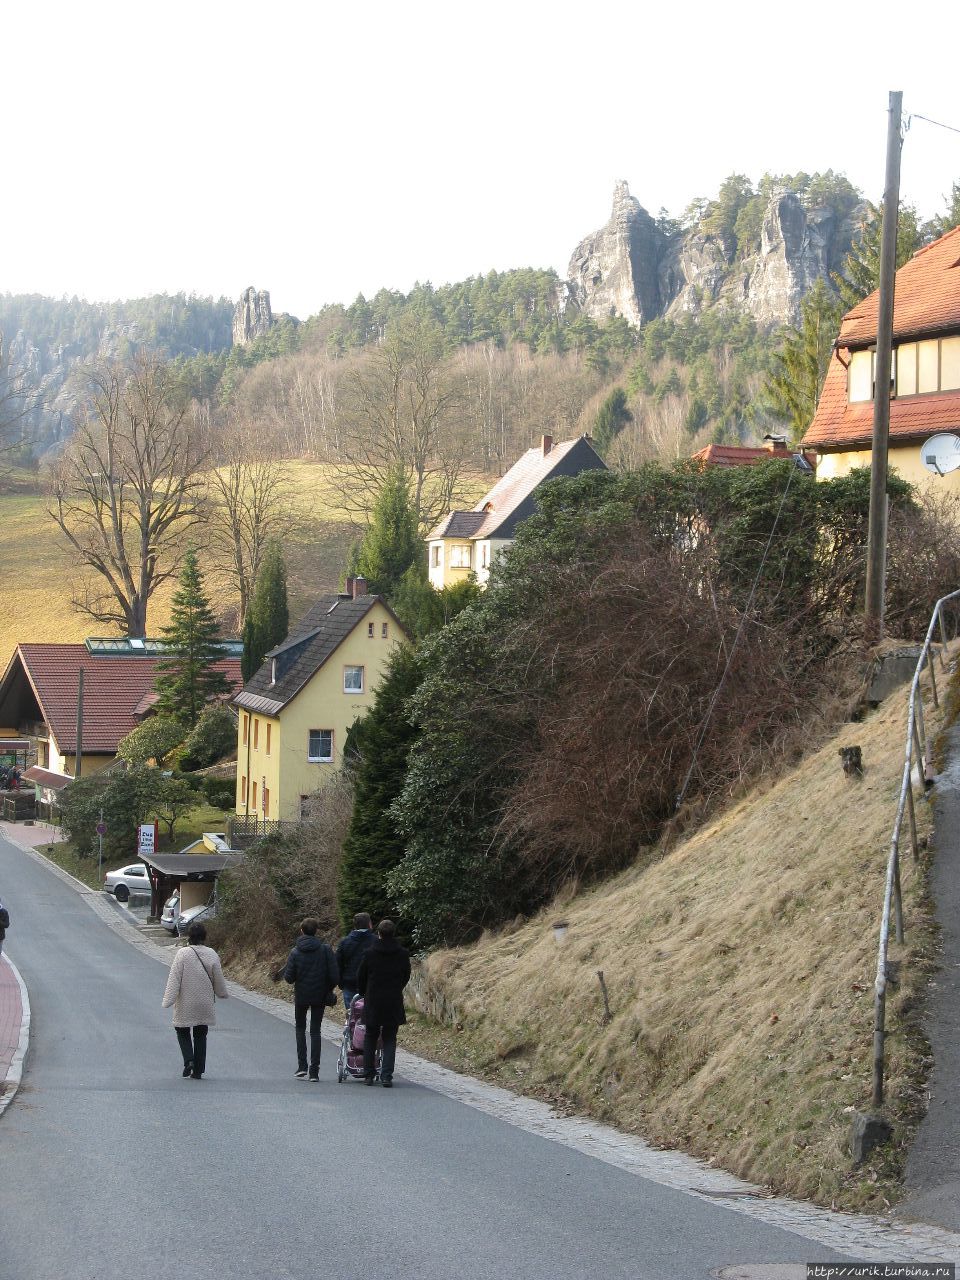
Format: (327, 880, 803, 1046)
(0, 894, 8, 959)
(357, 918, 411, 1088)
(336, 912, 376, 1013)
(283, 918, 339, 1081)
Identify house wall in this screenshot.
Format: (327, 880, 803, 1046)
(48, 736, 114, 778)
(816, 445, 960, 493)
(428, 539, 477, 590)
(473, 538, 511, 587)
(235, 601, 404, 822)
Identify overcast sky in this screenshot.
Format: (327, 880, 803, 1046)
(5, 0, 959, 320)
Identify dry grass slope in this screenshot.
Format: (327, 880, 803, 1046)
(416, 668, 943, 1212)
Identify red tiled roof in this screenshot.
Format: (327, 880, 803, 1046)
(804, 350, 960, 451)
(840, 226, 960, 348)
(2, 645, 242, 755)
(691, 444, 813, 468)
(803, 227, 960, 452)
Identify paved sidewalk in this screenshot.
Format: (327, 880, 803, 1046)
(0, 954, 29, 1118)
(0, 820, 63, 850)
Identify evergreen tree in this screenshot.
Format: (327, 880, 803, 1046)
(153, 549, 230, 727)
(926, 181, 960, 239)
(352, 465, 421, 598)
(593, 387, 633, 456)
(764, 280, 842, 442)
(241, 539, 289, 682)
(833, 202, 923, 310)
(337, 644, 422, 931)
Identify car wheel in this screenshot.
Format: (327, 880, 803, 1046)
(114, 885, 130, 903)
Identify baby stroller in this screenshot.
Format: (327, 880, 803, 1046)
(336, 996, 382, 1083)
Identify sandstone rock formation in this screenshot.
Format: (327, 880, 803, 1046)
(232, 287, 274, 346)
(568, 182, 860, 330)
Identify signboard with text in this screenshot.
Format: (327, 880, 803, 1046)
(137, 822, 158, 857)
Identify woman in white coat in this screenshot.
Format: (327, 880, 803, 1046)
(162, 922, 229, 1079)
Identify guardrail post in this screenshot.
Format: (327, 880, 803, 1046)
(928, 653, 939, 708)
(872, 988, 886, 1108)
(893, 851, 905, 944)
(939, 605, 949, 667)
(906, 782, 920, 861)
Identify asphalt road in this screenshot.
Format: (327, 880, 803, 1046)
(0, 833, 854, 1280)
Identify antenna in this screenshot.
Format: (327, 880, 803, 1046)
(920, 433, 960, 477)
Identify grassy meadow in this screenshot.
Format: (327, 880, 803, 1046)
(405, 660, 951, 1212)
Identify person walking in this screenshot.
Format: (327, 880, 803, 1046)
(0, 894, 8, 959)
(283, 918, 339, 1081)
(161, 921, 228, 1080)
(336, 912, 376, 1013)
(357, 919, 410, 1088)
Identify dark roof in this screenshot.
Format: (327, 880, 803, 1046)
(23, 766, 73, 790)
(0, 644, 242, 755)
(140, 852, 240, 877)
(425, 436, 608, 543)
(236, 593, 405, 714)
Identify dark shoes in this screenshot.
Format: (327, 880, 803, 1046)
(381, 1078, 393, 1088)
(191, 1071, 203, 1080)
(364, 1075, 375, 1085)
(182, 1063, 193, 1078)
(295, 1069, 308, 1079)
(308, 1071, 319, 1083)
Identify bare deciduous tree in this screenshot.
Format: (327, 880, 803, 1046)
(335, 318, 470, 531)
(47, 354, 207, 636)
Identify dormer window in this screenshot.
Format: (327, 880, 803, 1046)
(848, 336, 960, 404)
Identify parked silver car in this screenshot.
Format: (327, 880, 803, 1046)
(160, 891, 180, 933)
(103, 863, 152, 904)
(175, 900, 216, 936)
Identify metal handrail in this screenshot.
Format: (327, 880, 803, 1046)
(872, 588, 960, 1107)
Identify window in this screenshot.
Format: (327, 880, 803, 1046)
(848, 350, 873, 403)
(918, 340, 939, 393)
(368, 622, 375, 637)
(430, 544, 441, 568)
(450, 544, 472, 568)
(897, 343, 917, 396)
(252, 781, 258, 809)
(308, 729, 333, 762)
(480, 542, 490, 569)
(266, 723, 272, 756)
(242, 713, 249, 746)
(343, 665, 364, 693)
(263, 785, 270, 818)
(942, 337, 960, 391)
(854, 336, 960, 402)
(253, 718, 259, 749)
(381, 622, 389, 639)
(241, 775, 247, 805)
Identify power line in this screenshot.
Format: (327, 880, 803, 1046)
(907, 112, 960, 137)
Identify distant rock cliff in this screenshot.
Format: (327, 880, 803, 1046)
(232, 287, 274, 346)
(567, 181, 861, 329)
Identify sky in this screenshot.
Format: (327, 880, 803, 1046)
(4, 0, 960, 320)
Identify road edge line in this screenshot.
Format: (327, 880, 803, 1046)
(0, 954, 30, 1120)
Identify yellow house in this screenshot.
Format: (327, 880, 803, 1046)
(803, 226, 960, 490)
(233, 578, 407, 823)
(426, 433, 607, 589)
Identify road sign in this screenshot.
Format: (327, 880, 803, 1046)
(137, 823, 158, 856)
(95, 821, 106, 836)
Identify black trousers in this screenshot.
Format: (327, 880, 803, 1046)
(176, 1025, 208, 1075)
(363, 1018, 399, 1081)
(295, 1002, 324, 1073)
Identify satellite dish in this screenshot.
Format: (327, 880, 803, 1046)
(921, 433, 960, 476)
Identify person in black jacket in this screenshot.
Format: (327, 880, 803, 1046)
(0, 894, 8, 959)
(283, 918, 339, 1081)
(357, 918, 411, 1088)
(336, 912, 376, 1013)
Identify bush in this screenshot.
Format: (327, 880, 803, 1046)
(178, 706, 237, 771)
(60, 765, 172, 861)
(203, 776, 236, 810)
(116, 716, 186, 766)
(214, 776, 353, 962)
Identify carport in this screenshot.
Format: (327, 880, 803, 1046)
(139, 851, 241, 920)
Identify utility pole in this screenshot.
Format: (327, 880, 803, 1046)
(74, 666, 85, 779)
(864, 90, 903, 645)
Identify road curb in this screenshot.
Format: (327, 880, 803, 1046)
(6, 831, 960, 1262)
(0, 954, 31, 1121)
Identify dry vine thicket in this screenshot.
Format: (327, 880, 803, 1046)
(495, 527, 840, 896)
(214, 774, 353, 963)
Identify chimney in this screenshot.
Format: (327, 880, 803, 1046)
(343, 575, 355, 598)
(762, 433, 788, 453)
(541, 433, 553, 457)
(352, 576, 368, 599)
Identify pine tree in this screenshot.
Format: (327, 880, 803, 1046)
(764, 280, 842, 443)
(337, 644, 422, 930)
(926, 182, 960, 239)
(153, 549, 230, 727)
(593, 387, 632, 456)
(241, 539, 289, 682)
(352, 465, 421, 599)
(833, 202, 923, 310)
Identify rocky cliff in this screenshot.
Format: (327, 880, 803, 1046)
(232, 287, 274, 346)
(568, 181, 861, 329)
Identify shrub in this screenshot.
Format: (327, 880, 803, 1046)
(116, 716, 186, 766)
(178, 706, 237, 771)
(203, 776, 236, 810)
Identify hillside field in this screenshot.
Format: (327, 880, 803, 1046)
(0, 462, 488, 670)
(407, 660, 950, 1212)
